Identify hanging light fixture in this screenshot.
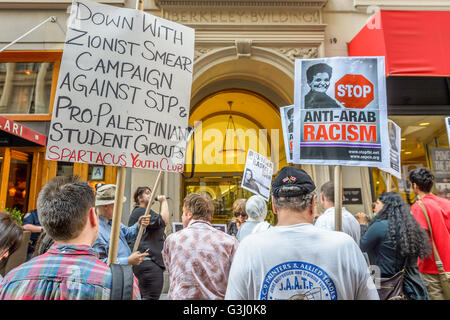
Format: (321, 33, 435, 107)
(219, 101, 245, 155)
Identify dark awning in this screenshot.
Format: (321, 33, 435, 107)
(0, 116, 47, 147)
(348, 10, 450, 77)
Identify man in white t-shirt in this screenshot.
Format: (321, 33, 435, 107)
(225, 166, 378, 300)
(314, 181, 361, 244)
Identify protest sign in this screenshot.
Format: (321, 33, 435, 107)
(430, 148, 450, 199)
(292, 57, 389, 168)
(45, 0, 195, 174)
(241, 149, 274, 201)
(446, 117, 450, 147)
(378, 120, 401, 180)
(280, 105, 294, 163)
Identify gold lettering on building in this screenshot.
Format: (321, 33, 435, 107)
(162, 9, 320, 24)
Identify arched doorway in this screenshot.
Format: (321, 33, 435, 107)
(183, 89, 287, 226)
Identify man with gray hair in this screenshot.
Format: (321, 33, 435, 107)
(225, 166, 379, 300)
(236, 195, 271, 242)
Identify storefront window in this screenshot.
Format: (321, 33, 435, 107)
(88, 164, 105, 190)
(6, 158, 31, 214)
(56, 162, 74, 176)
(371, 115, 450, 203)
(0, 62, 54, 114)
(185, 176, 276, 227)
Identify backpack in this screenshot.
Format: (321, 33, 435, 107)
(109, 264, 134, 300)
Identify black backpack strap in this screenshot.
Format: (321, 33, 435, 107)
(110, 264, 134, 300)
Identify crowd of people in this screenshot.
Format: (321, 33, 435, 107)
(0, 166, 448, 300)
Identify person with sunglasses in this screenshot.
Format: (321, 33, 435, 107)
(227, 199, 248, 237)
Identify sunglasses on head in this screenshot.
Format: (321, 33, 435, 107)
(234, 212, 247, 217)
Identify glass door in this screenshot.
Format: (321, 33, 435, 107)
(5, 150, 32, 214)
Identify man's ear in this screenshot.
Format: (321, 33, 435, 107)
(88, 207, 98, 227)
(271, 196, 278, 215)
(1, 250, 9, 260)
(311, 195, 317, 215)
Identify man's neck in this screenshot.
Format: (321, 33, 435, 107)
(322, 202, 334, 211)
(276, 209, 313, 226)
(55, 239, 92, 247)
(417, 190, 432, 200)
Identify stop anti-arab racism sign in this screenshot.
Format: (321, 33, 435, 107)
(45, 0, 195, 173)
(292, 57, 389, 168)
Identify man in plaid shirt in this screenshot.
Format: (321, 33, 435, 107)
(0, 176, 140, 300)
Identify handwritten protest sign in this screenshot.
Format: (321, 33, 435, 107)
(280, 105, 294, 163)
(378, 120, 401, 179)
(430, 148, 450, 199)
(45, 0, 195, 173)
(292, 57, 389, 168)
(241, 149, 273, 201)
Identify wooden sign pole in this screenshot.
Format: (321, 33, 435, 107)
(387, 173, 392, 192)
(334, 165, 343, 232)
(133, 170, 164, 252)
(107, 166, 127, 265)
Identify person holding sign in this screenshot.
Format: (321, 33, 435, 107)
(304, 63, 342, 109)
(0, 176, 140, 300)
(315, 181, 361, 244)
(128, 186, 169, 300)
(163, 193, 238, 299)
(225, 166, 378, 300)
(93, 184, 150, 266)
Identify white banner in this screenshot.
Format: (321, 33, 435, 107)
(280, 105, 294, 163)
(378, 120, 402, 179)
(241, 149, 274, 201)
(45, 0, 195, 173)
(292, 57, 389, 168)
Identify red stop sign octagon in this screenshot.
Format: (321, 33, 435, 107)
(335, 74, 374, 109)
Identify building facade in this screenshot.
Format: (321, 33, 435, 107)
(0, 0, 448, 230)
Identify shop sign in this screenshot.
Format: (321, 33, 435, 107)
(45, 0, 195, 173)
(292, 56, 389, 168)
(343, 188, 362, 205)
(0, 115, 46, 146)
(241, 149, 274, 201)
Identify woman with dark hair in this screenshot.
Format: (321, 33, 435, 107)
(127, 186, 169, 300)
(0, 211, 23, 281)
(360, 192, 432, 300)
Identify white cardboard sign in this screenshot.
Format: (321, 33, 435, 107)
(292, 57, 389, 168)
(45, 0, 195, 173)
(241, 149, 274, 201)
(378, 120, 402, 180)
(280, 105, 294, 163)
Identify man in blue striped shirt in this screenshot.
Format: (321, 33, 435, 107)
(93, 184, 150, 266)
